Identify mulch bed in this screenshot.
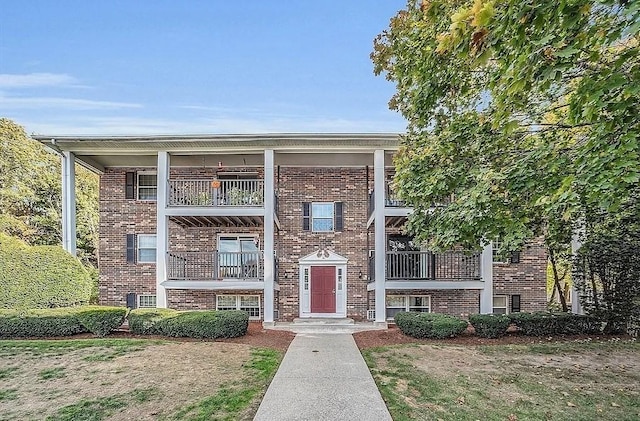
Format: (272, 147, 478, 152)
(6, 323, 631, 354)
(353, 325, 634, 350)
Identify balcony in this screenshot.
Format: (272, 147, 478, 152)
(167, 251, 263, 281)
(368, 251, 481, 282)
(168, 179, 264, 207)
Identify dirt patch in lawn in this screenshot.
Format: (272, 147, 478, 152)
(363, 335, 640, 420)
(0, 341, 255, 420)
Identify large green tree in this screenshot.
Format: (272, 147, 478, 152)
(371, 0, 639, 256)
(0, 118, 99, 264)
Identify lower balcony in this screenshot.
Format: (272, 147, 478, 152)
(163, 251, 268, 290)
(368, 251, 483, 290)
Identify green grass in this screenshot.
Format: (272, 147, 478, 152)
(0, 338, 165, 357)
(0, 366, 20, 379)
(364, 340, 640, 421)
(167, 348, 281, 421)
(0, 389, 18, 401)
(46, 388, 159, 421)
(38, 367, 66, 380)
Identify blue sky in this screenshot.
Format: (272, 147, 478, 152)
(0, 1, 407, 135)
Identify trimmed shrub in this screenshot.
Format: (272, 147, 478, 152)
(395, 312, 468, 339)
(553, 313, 602, 335)
(128, 308, 179, 335)
(0, 234, 93, 309)
(75, 306, 128, 337)
(156, 310, 249, 339)
(0, 308, 86, 337)
(469, 314, 511, 338)
(510, 312, 602, 336)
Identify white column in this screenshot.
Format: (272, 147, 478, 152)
(571, 226, 583, 314)
(155, 152, 169, 308)
(61, 151, 77, 256)
(374, 150, 387, 325)
(479, 242, 494, 313)
(263, 149, 275, 324)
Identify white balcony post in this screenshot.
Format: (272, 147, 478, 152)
(61, 151, 77, 256)
(156, 151, 170, 308)
(374, 150, 387, 325)
(571, 225, 584, 314)
(479, 242, 494, 314)
(263, 149, 275, 324)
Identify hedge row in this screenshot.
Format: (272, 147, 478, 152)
(394, 312, 468, 339)
(128, 309, 248, 339)
(509, 312, 602, 336)
(396, 311, 604, 339)
(0, 306, 249, 339)
(0, 306, 126, 338)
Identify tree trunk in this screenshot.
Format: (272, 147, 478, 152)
(549, 249, 568, 312)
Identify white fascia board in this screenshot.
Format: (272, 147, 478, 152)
(385, 281, 485, 290)
(161, 281, 265, 290)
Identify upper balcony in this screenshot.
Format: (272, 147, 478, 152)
(169, 179, 264, 207)
(166, 178, 280, 228)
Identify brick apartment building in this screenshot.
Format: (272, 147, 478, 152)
(36, 134, 547, 325)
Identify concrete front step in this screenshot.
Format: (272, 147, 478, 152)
(265, 319, 387, 334)
(292, 317, 355, 325)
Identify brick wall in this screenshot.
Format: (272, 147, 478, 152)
(275, 167, 370, 320)
(492, 238, 548, 313)
(99, 165, 548, 319)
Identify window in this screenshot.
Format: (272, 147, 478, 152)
(312, 202, 334, 232)
(137, 172, 157, 200)
(138, 295, 156, 308)
(302, 202, 344, 232)
(386, 295, 431, 320)
(217, 235, 260, 278)
(492, 239, 520, 264)
(303, 268, 310, 290)
(137, 234, 157, 263)
(493, 295, 508, 314)
(216, 295, 261, 319)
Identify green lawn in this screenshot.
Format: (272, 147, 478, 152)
(363, 339, 640, 421)
(0, 339, 281, 421)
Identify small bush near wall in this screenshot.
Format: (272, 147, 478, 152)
(128, 309, 179, 335)
(0, 308, 86, 337)
(75, 306, 128, 337)
(395, 312, 468, 339)
(0, 234, 93, 309)
(156, 310, 249, 339)
(510, 312, 602, 336)
(469, 314, 511, 338)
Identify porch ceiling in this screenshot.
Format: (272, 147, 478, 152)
(170, 215, 264, 228)
(385, 215, 408, 228)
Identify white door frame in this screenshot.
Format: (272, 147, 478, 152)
(298, 250, 348, 318)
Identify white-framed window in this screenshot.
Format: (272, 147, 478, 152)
(303, 268, 310, 290)
(216, 295, 261, 320)
(312, 202, 334, 232)
(492, 239, 520, 264)
(493, 295, 508, 314)
(386, 295, 431, 320)
(137, 234, 156, 263)
(138, 295, 156, 308)
(217, 234, 260, 278)
(337, 268, 343, 291)
(137, 171, 157, 201)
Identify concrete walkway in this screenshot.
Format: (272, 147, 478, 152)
(254, 332, 392, 420)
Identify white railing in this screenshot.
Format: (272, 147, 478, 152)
(168, 179, 264, 207)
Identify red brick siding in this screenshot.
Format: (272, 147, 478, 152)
(492, 238, 548, 313)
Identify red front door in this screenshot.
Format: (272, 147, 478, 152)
(310, 266, 336, 313)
